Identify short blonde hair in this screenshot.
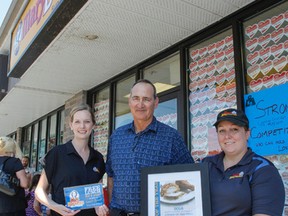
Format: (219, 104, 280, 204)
(0, 137, 23, 159)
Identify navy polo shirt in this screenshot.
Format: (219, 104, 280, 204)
(202, 148, 285, 216)
(106, 117, 194, 212)
(43, 140, 105, 216)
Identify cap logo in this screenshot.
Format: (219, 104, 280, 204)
(220, 110, 237, 117)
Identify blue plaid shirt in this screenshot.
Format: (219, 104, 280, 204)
(106, 117, 194, 212)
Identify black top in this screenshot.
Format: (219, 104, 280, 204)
(0, 156, 26, 213)
(43, 140, 106, 216)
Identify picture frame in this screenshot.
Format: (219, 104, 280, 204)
(141, 163, 211, 216)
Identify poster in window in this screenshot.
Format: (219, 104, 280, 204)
(244, 83, 288, 156)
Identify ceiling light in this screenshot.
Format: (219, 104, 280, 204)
(85, 35, 98, 40)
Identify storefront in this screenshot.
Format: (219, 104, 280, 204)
(0, 0, 287, 213)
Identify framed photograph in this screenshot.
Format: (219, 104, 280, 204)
(141, 163, 211, 216)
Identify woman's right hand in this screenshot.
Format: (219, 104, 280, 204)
(52, 204, 81, 216)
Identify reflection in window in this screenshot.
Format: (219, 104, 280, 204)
(38, 119, 47, 170)
(31, 123, 38, 170)
(22, 126, 31, 156)
(155, 99, 177, 129)
(48, 114, 57, 150)
(115, 76, 135, 128)
(59, 110, 65, 144)
(143, 53, 180, 94)
(93, 87, 110, 161)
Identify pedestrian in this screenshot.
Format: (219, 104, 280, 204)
(106, 79, 194, 215)
(21, 155, 34, 184)
(25, 173, 41, 215)
(35, 104, 108, 216)
(202, 108, 285, 215)
(0, 136, 30, 215)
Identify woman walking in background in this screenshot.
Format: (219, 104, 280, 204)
(0, 136, 29, 215)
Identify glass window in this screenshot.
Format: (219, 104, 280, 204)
(22, 126, 31, 156)
(31, 123, 38, 170)
(93, 87, 110, 161)
(38, 119, 46, 170)
(155, 99, 177, 129)
(48, 114, 57, 150)
(59, 110, 65, 144)
(243, 1, 288, 93)
(143, 53, 180, 93)
(115, 75, 135, 128)
(188, 29, 236, 161)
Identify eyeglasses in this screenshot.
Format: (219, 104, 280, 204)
(217, 128, 241, 137)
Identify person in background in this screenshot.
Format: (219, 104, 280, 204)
(34, 192, 51, 216)
(106, 79, 194, 215)
(21, 156, 34, 183)
(202, 108, 285, 216)
(0, 136, 30, 215)
(35, 104, 108, 216)
(25, 173, 41, 215)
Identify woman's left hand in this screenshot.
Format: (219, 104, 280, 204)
(95, 204, 109, 216)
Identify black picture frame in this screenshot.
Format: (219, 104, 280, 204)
(141, 163, 211, 216)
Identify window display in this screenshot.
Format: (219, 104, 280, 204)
(188, 30, 236, 161)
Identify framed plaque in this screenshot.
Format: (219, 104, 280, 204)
(141, 163, 211, 216)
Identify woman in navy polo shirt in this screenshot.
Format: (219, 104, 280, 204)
(35, 104, 108, 216)
(203, 108, 285, 216)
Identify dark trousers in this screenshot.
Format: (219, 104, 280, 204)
(0, 210, 26, 216)
(110, 208, 140, 216)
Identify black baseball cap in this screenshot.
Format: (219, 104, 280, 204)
(213, 108, 249, 128)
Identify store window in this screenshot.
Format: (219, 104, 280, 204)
(154, 98, 177, 129)
(48, 114, 57, 150)
(38, 119, 47, 170)
(22, 126, 31, 156)
(93, 87, 110, 160)
(143, 54, 179, 129)
(143, 54, 180, 91)
(115, 75, 135, 128)
(188, 29, 236, 161)
(243, 2, 288, 156)
(31, 123, 38, 170)
(243, 1, 288, 94)
(59, 110, 65, 144)
(242, 4, 288, 211)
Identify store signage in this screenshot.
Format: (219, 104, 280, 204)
(9, 0, 64, 74)
(244, 83, 288, 156)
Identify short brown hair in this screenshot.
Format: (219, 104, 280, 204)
(131, 79, 157, 99)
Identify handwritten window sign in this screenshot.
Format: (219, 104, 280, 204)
(244, 83, 288, 156)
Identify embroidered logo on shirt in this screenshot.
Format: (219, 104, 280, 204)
(229, 171, 244, 179)
(93, 167, 99, 173)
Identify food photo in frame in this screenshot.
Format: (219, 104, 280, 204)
(141, 163, 211, 216)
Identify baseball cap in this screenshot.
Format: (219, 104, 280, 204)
(213, 108, 249, 128)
